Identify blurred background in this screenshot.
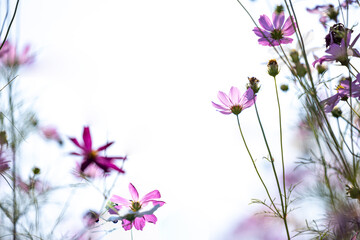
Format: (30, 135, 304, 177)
(2, 0, 336, 239)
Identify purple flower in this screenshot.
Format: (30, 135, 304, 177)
(69, 126, 126, 175)
(253, 11, 297, 46)
(0, 41, 33, 68)
(313, 31, 360, 67)
(108, 183, 165, 231)
(321, 76, 360, 112)
(212, 87, 256, 115)
(306, 4, 338, 28)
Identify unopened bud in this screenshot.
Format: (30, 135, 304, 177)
(346, 184, 360, 200)
(0, 131, 8, 146)
(275, 5, 284, 14)
(280, 84, 289, 92)
(267, 59, 279, 77)
(331, 107, 342, 118)
(32, 167, 41, 175)
(289, 50, 300, 63)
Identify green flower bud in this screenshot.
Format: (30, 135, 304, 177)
(246, 77, 261, 94)
(280, 84, 289, 92)
(267, 59, 279, 77)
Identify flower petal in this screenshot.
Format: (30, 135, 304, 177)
(144, 214, 157, 224)
(122, 219, 133, 231)
(212, 101, 228, 111)
(217, 91, 232, 108)
(140, 190, 161, 204)
(282, 17, 296, 36)
(258, 14, 274, 31)
(134, 217, 146, 230)
(110, 194, 131, 206)
(82, 126, 92, 150)
(229, 86, 241, 104)
(129, 183, 139, 201)
(97, 142, 114, 152)
(253, 27, 271, 38)
(272, 12, 285, 29)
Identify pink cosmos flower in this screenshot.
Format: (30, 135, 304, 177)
(212, 87, 256, 115)
(306, 4, 338, 28)
(313, 31, 360, 67)
(0, 41, 33, 67)
(69, 126, 126, 174)
(108, 183, 165, 231)
(40, 125, 63, 145)
(321, 75, 360, 112)
(253, 11, 297, 46)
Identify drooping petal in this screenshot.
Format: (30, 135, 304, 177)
(239, 88, 254, 106)
(69, 137, 85, 150)
(133, 217, 146, 230)
(350, 33, 360, 48)
(211, 102, 229, 111)
(80, 159, 93, 172)
(258, 38, 278, 46)
(321, 94, 341, 112)
(282, 17, 296, 36)
(272, 12, 285, 29)
(278, 37, 294, 45)
(217, 91, 232, 108)
(129, 183, 139, 201)
(140, 190, 161, 204)
(96, 157, 125, 173)
(229, 86, 241, 104)
(82, 127, 92, 150)
(242, 95, 257, 110)
(258, 14, 274, 31)
(144, 214, 157, 224)
(122, 219, 133, 231)
(110, 194, 131, 206)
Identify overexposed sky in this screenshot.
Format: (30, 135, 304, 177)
(8, 0, 335, 239)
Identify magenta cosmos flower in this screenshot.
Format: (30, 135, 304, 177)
(253, 11, 297, 46)
(313, 31, 360, 67)
(0, 41, 33, 67)
(69, 126, 126, 174)
(212, 87, 256, 115)
(108, 183, 165, 231)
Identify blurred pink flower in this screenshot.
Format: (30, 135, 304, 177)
(69, 126, 126, 174)
(109, 183, 165, 231)
(82, 210, 99, 228)
(17, 176, 50, 194)
(212, 87, 256, 115)
(306, 4, 338, 28)
(0, 41, 33, 68)
(0, 151, 9, 174)
(73, 162, 104, 179)
(40, 125, 63, 145)
(253, 11, 297, 46)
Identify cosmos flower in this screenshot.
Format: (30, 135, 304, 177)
(40, 125, 63, 145)
(306, 4, 339, 28)
(320, 76, 360, 112)
(69, 126, 126, 174)
(0, 41, 33, 68)
(212, 87, 256, 115)
(313, 31, 360, 67)
(108, 183, 165, 231)
(253, 11, 297, 46)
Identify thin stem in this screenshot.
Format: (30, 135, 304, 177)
(0, 0, 20, 51)
(131, 228, 134, 240)
(254, 102, 291, 239)
(236, 115, 281, 217)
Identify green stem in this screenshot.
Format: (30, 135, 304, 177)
(254, 102, 291, 239)
(236, 115, 280, 217)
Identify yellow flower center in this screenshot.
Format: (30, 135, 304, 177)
(130, 201, 142, 212)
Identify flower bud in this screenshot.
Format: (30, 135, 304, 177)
(246, 77, 261, 94)
(346, 184, 360, 200)
(267, 59, 279, 77)
(275, 5, 284, 15)
(32, 167, 41, 175)
(331, 106, 342, 118)
(289, 50, 300, 63)
(0, 131, 8, 146)
(280, 84, 289, 92)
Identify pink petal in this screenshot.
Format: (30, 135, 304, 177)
(69, 137, 85, 150)
(279, 37, 294, 45)
(144, 214, 157, 224)
(272, 12, 285, 29)
(229, 86, 241, 104)
(258, 14, 274, 31)
(217, 91, 232, 108)
(110, 194, 131, 206)
(258, 38, 278, 46)
(282, 17, 296, 36)
(134, 217, 146, 230)
(129, 183, 139, 201)
(253, 27, 271, 38)
(212, 102, 229, 111)
(96, 142, 114, 152)
(82, 127, 92, 150)
(151, 200, 166, 207)
(140, 190, 161, 204)
(96, 157, 125, 173)
(122, 219, 133, 231)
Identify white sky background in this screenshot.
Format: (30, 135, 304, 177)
(5, 0, 343, 239)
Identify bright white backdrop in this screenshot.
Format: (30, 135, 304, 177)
(10, 0, 331, 239)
